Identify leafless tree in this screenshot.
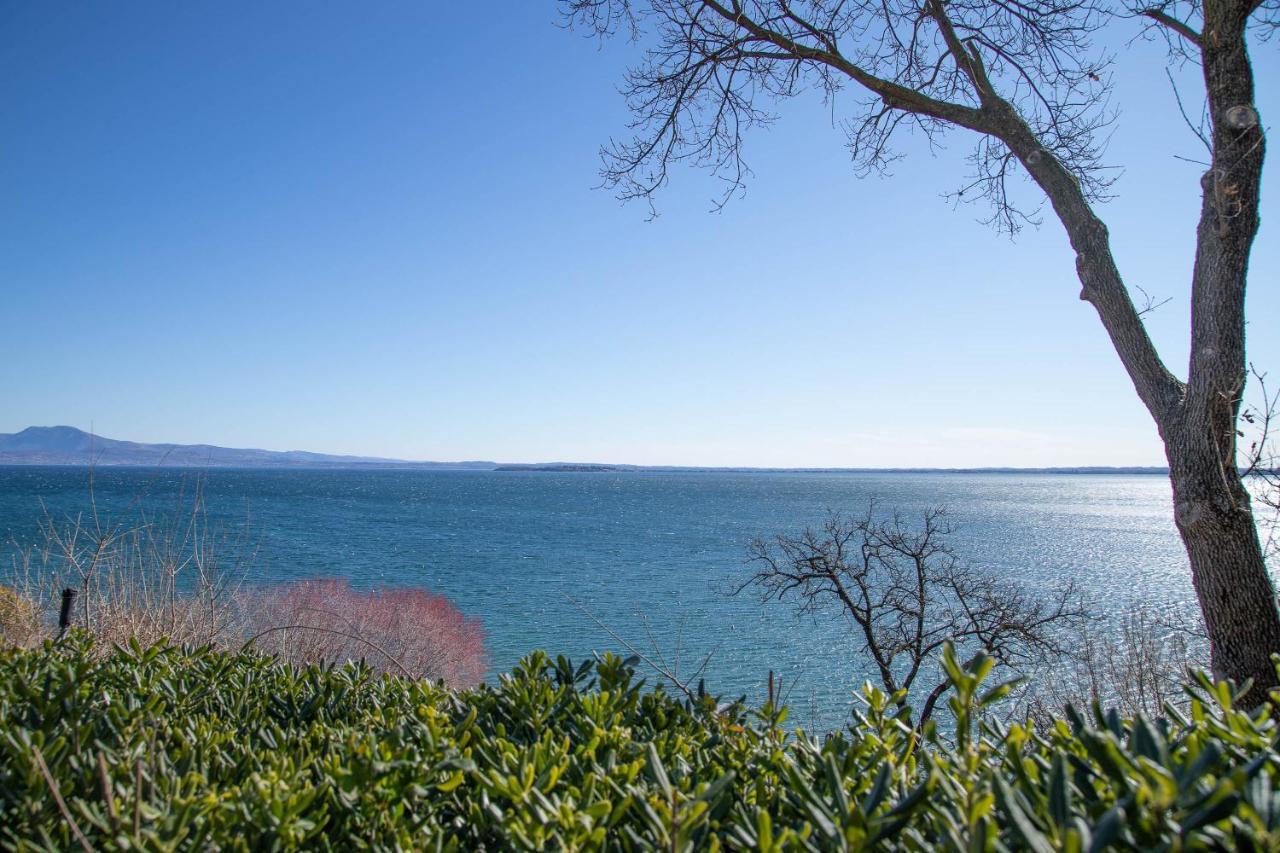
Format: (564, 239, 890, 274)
(564, 0, 1280, 697)
(742, 504, 1086, 724)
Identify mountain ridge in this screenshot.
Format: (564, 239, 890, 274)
(0, 426, 495, 469)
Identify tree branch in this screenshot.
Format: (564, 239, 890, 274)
(1142, 8, 1204, 47)
(700, 0, 994, 133)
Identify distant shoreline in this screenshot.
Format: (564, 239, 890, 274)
(491, 464, 1172, 475)
(0, 462, 1173, 475)
(0, 426, 1178, 475)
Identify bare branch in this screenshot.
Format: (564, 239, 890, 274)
(565, 592, 705, 702)
(242, 624, 414, 679)
(1134, 283, 1174, 317)
(564, 0, 1118, 225)
(1164, 67, 1211, 155)
(1142, 7, 1203, 47)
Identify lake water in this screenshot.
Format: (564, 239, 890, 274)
(0, 467, 1193, 728)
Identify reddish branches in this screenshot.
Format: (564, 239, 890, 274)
(249, 578, 488, 689)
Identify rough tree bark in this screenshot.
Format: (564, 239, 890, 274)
(1166, 0, 1278, 694)
(565, 0, 1280, 697)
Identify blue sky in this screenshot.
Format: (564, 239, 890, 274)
(2, 3, 1276, 467)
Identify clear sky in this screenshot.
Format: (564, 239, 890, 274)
(2, 3, 1276, 468)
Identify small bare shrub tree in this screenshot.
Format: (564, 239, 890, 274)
(6, 477, 255, 648)
(743, 504, 1086, 724)
(1020, 603, 1207, 724)
(247, 578, 488, 689)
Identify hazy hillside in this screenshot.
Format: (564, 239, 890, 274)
(0, 426, 496, 469)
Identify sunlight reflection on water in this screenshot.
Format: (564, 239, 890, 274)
(0, 467, 1194, 730)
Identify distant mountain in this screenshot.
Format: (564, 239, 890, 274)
(0, 427, 496, 469)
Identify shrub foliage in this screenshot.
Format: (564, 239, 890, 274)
(1, 636, 1279, 850)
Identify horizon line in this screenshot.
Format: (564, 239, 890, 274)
(0, 425, 1174, 473)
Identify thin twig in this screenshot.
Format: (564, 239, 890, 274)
(31, 746, 95, 853)
(242, 624, 414, 679)
(1134, 283, 1173, 318)
(1164, 68, 1211, 155)
(96, 751, 117, 826)
(564, 593, 701, 702)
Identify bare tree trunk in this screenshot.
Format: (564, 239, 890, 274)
(1168, 433, 1280, 696)
(1004, 0, 1280, 698)
(1162, 0, 1280, 699)
(963, 0, 1280, 700)
(1165, 249, 1280, 700)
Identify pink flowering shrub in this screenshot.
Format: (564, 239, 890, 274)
(250, 578, 487, 689)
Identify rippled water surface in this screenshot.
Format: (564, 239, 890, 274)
(0, 467, 1190, 727)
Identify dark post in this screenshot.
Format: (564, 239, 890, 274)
(58, 588, 76, 638)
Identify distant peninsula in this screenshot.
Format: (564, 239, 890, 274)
(0, 426, 1170, 474)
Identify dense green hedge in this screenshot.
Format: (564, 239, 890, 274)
(2, 635, 1279, 850)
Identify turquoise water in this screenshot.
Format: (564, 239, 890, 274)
(0, 467, 1191, 728)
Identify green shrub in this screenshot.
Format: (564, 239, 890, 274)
(1, 635, 1277, 850)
